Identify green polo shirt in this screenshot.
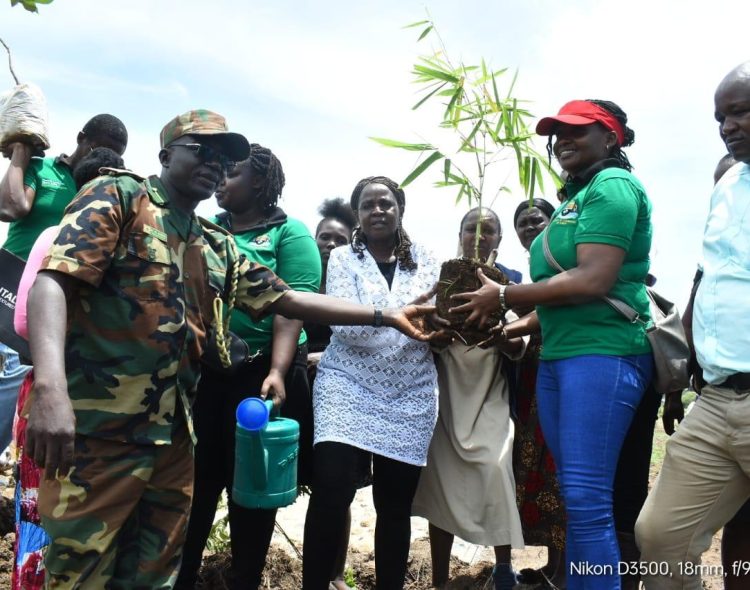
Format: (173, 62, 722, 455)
(3, 156, 76, 260)
(529, 167, 653, 360)
(213, 210, 321, 355)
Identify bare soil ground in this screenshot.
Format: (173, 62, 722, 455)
(193, 413, 726, 590)
(194, 499, 725, 590)
(0, 411, 726, 589)
(197, 538, 496, 590)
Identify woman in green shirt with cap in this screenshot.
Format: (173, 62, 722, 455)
(452, 99, 654, 590)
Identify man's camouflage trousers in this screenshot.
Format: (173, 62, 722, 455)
(38, 427, 194, 589)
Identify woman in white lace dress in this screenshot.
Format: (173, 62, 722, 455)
(302, 176, 440, 590)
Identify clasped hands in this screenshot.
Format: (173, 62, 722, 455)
(402, 268, 517, 348)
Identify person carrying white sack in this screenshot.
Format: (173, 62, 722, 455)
(0, 110, 128, 453)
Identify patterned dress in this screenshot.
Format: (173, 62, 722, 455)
(512, 335, 566, 549)
(12, 372, 47, 590)
(313, 243, 439, 466)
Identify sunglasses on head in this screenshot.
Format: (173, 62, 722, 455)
(170, 143, 234, 169)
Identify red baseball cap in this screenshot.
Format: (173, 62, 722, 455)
(536, 100, 626, 146)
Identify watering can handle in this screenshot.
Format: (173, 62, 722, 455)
(264, 399, 280, 419)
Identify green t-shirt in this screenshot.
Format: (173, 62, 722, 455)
(3, 156, 77, 260)
(213, 212, 321, 355)
(529, 167, 653, 360)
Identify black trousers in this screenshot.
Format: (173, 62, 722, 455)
(175, 346, 311, 590)
(302, 441, 422, 590)
(613, 383, 662, 534)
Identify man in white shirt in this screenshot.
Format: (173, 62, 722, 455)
(635, 62, 750, 589)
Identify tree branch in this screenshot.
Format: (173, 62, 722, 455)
(0, 37, 20, 85)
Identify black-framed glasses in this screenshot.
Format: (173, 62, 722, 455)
(169, 143, 234, 169)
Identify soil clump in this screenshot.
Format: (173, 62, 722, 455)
(436, 258, 509, 346)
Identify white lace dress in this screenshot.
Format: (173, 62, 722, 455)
(312, 243, 440, 466)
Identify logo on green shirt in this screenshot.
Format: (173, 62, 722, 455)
(558, 202, 579, 223)
(40, 179, 64, 189)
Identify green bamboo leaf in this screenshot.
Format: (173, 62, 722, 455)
(533, 156, 545, 193)
(512, 144, 523, 179)
(412, 82, 447, 110)
(455, 183, 467, 205)
(528, 157, 538, 197)
(491, 73, 502, 107)
(435, 178, 468, 188)
(413, 64, 459, 83)
(506, 69, 519, 99)
(402, 150, 444, 187)
(443, 159, 451, 183)
(522, 156, 531, 193)
(418, 25, 433, 41)
(403, 20, 430, 29)
(447, 172, 466, 183)
(459, 119, 483, 152)
(502, 107, 513, 142)
(444, 85, 464, 122)
(369, 137, 435, 151)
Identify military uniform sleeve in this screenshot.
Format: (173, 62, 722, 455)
(40, 176, 124, 286)
(233, 257, 290, 321)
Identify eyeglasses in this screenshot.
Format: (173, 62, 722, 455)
(169, 143, 234, 169)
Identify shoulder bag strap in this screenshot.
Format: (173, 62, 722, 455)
(542, 227, 643, 324)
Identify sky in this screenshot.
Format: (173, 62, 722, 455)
(0, 0, 747, 308)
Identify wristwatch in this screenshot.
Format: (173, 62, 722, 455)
(498, 284, 509, 313)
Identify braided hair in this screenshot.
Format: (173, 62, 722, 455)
(586, 99, 635, 171)
(239, 143, 286, 215)
(544, 99, 636, 172)
(349, 176, 417, 271)
(315, 197, 356, 236)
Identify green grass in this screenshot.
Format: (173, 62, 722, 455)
(344, 566, 357, 588)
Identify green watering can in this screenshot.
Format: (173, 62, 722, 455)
(233, 398, 300, 509)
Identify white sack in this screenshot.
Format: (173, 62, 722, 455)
(0, 82, 49, 150)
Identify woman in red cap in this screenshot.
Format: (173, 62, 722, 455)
(451, 100, 653, 590)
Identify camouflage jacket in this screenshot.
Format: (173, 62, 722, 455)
(40, 171, 288, 445)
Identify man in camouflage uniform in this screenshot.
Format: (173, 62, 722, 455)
(23, 110, 431, 589)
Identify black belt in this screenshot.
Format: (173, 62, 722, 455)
(719, 373, 750, 393)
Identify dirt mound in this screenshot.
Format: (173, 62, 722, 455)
(196, 538, 495, 590)
(0, 533, 13, 588)
(0, 495, 14, 537)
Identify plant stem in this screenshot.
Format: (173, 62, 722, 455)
(0, 37, 20, 85)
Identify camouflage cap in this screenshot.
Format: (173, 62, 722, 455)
(160, 109, 250, 161)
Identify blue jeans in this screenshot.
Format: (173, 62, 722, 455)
(536, 354, 653, 590)
(0, 342, 31, 451)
